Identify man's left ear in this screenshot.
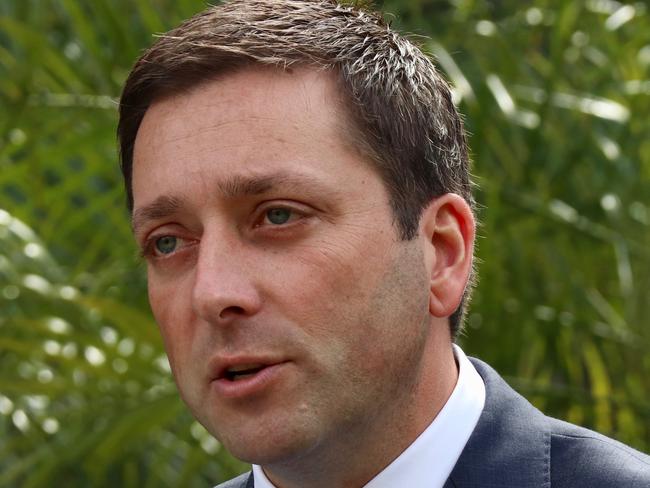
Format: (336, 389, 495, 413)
(419, 193, 475, 318)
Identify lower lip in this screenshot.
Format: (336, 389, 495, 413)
(212, 362, 289, 399)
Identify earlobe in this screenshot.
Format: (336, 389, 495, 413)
(420, 194, 475, 318)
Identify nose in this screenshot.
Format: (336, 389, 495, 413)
(191, 238, 262, 325)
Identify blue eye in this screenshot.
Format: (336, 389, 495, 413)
(266, 208, 292, 225)
(154, 236, 177, 254)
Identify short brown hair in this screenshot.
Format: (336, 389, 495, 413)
(118, 0, 475, 337)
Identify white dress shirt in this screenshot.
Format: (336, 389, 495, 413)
(252, 345, 485, 488)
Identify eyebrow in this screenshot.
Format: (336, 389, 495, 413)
(217, 174, 282, 199)
(132, 195, 185, 234)
(131, 172, 333, 234)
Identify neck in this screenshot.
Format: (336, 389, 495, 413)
(263, 328, 458, 488)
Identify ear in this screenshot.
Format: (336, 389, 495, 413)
(419, 193, 475, 318)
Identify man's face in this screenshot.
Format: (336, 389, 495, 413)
(132, 68, 434, 466)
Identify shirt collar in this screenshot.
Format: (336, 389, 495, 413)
(253, 345, 485, 488)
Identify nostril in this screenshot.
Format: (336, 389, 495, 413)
(219, 305, 247, 318)
(191, 271, 262, 322)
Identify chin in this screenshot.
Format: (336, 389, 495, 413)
(226, 440, 300, 466)
(219, 422, 319, 466)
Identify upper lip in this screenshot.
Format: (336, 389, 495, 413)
(209, 355, 287, 381)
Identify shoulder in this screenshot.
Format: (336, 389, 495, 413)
(459, 357, 650, 487)
(548, 418, 650, 487)
(214, 472, 253, 488)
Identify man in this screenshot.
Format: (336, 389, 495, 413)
(117, 1, 650, 487)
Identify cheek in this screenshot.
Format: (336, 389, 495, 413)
(274, 242, 376, 326)
(297, 225, 393, 288)
(147, 270, 195, 369)
(272, 232, 401, 356)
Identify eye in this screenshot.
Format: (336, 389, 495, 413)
(264, 208, 293, 225)
(140, 233, 195, 262)
(154, 235, 178, 255)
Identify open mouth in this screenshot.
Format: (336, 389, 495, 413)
(212, 360, 288, 397)
(223, 364, 266, 381)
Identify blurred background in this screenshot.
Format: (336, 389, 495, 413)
(1, 0, 648, 486)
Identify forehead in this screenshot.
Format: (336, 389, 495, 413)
(137, 67, 339, 147)
(131, 67, 382, 215)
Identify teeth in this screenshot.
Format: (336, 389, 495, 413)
(227, 364, 263, 374)
(232, 372, 256, 381)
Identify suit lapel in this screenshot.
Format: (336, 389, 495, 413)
(245, 472, 254, 488)
(444, 358, 551, 488)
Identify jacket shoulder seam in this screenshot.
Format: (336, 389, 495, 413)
(551, 432, 650, 466)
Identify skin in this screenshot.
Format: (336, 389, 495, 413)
(132, 67, 475, 488)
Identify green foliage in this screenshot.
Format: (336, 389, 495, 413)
(391, 0, 650, 450)
(1, 0, 648, 485)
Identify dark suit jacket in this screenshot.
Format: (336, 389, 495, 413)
(216, 357, 650, 487)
